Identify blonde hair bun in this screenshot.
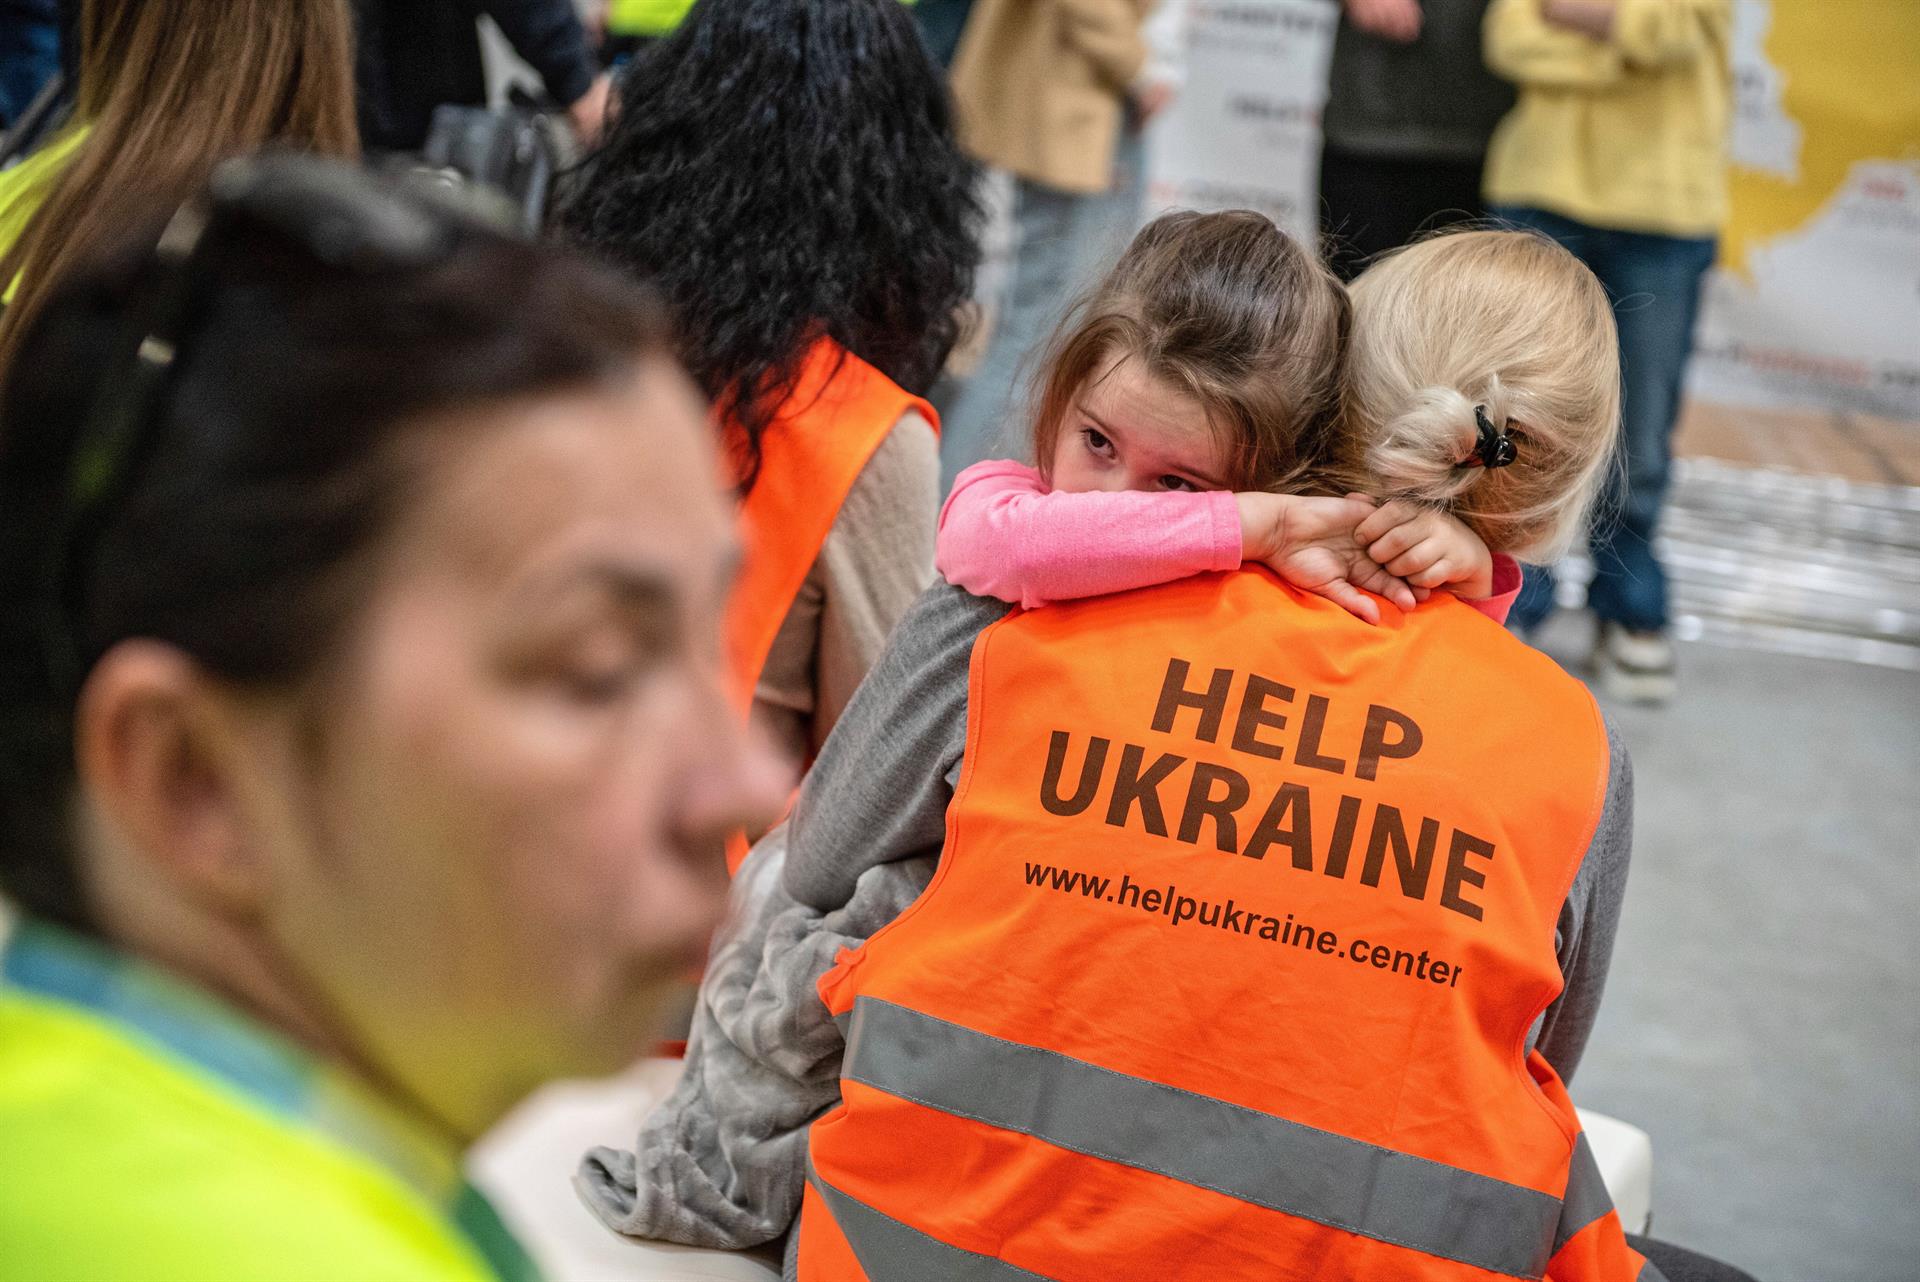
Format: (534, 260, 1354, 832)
(1335, 230, 1621, 563)
(1368, 379, 1515, 504)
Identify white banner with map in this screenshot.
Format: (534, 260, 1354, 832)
(1146, 0, 1920, 427)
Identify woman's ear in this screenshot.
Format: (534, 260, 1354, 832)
(73, 641, 271, 919)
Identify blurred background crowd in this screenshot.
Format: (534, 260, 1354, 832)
(0, 2, 1912, 1281)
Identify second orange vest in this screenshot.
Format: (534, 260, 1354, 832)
(801, 570, 1653, 1281)
(720, 338, 935, 873)
(722, 336, 936, 715)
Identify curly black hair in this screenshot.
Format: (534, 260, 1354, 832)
(558, 0, 981, 490)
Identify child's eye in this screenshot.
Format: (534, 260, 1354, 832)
(1081, 427, 1115, 459)
(1159, 475, 1197, 492)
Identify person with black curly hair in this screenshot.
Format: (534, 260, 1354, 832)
(560, 0, 981, 774)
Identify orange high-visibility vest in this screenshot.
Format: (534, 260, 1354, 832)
(801, 569, 1655, 1281)
(720, 337, 935, 872)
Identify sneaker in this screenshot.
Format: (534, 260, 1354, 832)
(1595, 622, 1676, 705)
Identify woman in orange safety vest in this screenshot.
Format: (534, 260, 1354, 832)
(560, 0, 980, 790)
(778, 229, 1750, 1279)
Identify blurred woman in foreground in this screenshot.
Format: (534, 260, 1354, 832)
(0, 157, 784, 1281)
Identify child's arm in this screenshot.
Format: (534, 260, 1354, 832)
(1353, 500, 1523, 625)
(938, 460, 1417, 621)
(937, 460, 1243, 610)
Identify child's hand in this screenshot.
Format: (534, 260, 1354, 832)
(1353, 499, 1495, 600)
(1237, 493, 1418, 625)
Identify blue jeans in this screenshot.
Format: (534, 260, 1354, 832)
(1493, 206, 1717, 632)
(937, 131, 1147, 490)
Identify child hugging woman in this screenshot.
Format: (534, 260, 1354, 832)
(936, 208, 1525, 627)
(577, 212, 1637, 1276)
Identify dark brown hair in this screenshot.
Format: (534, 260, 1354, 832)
(0, 0, 359, 376)
(0, 183, 668, 932)
(1030, 210, 1351, 492)
(559, 0, 980, 493)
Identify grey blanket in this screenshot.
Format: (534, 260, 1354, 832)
(574, 829, 933, 1250)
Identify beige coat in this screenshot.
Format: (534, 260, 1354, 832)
(949, 0, 1152, 195)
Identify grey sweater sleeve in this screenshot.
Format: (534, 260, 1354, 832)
(572, 583, 999, 1248)
(1531, 713, 1634, 1084)
(575, 831, 935, 1248)
(783, 581, 1009, 912)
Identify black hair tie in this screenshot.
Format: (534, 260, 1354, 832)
(1465, 404, 1518, 469)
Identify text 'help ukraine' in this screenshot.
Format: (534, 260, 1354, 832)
(1038, 659, 1496, 922)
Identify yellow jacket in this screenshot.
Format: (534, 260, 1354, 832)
(1482, 0, 1732, 238)
(0, 125, 88, 304)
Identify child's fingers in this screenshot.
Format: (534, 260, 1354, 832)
(1354, 499, 1417, 547)
(1356, 562, 1417, 610)
(1411, 585, 1432, 601)
(1407, 560, 1457, 589)
(1383, 537, 1447, 578)
(1365, 520, 1429, 565)
(1314, 580, 1381, 625)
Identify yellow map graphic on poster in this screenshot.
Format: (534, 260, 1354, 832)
(1721, 0, 1920, 279)
(1686, 0, 1920, 420)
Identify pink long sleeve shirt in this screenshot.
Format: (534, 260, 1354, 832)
(937, 460, 1521, 623)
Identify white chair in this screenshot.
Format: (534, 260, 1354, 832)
(1577, 1107, 1655, 1235)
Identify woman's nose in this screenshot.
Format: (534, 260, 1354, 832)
(673, 702, 794, 861)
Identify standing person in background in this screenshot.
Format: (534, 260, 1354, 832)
(351, 0, 612, 152)
(0, 0, 358, 377)
(599, 0, 685, 62)
(935, 0, 1186, 489)
(1484, 0, 1731, 703)
(1318, 0, 1513, 281)
(560, 0, 979, 778)
(0, 156, 786, 1282)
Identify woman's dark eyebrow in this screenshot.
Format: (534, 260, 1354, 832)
(509, 560, 677, 620)
(589, 564, 678, 614)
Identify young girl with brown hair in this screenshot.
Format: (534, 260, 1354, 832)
(936, 208, 1520, 624)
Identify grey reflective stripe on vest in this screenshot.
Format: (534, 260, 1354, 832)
(807, 1160, 1057, 1281)
(841, 996, 1565, 1279)
(1554, 1133, 1619, 1256)
(1548, 1135, 1668, 1279)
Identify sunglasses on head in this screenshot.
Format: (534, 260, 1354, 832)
(44, 153, 479, 690)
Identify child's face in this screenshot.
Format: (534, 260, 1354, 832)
(1048, 356, 1230, 494)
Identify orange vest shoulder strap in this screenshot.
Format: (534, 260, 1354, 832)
(722, 338, 936, 712)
